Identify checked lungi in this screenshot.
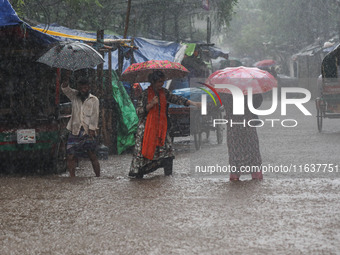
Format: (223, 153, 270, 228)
(66, 128, 97, 157)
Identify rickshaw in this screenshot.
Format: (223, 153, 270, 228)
(168, 43, 226, 149)
(168, 87, 224, 150)
(315, 44, 340, 132)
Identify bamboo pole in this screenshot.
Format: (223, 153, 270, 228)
(207, 17, 211, 44)
(123, 0, 132, 39)
(96, 30, 107, 147)
(108, 49, 112, 93)
(107, 49, 115, 153)
(55, 68, 61, 105)
(96, 30, 104, 98)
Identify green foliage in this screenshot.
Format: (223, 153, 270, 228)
(9, 0, 25, 17)
(9, 0, 238, 43)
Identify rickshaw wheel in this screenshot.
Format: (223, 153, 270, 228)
(205, 130, 210, 140)
(317, 107, 323, 132)
(194, 132, 202, 150)
(215, 112, 224, 144)
(316, 98, 323, 132)
(52, 134, 68, 174)
(216, 124, 223, 144)
(193, 115, 202, 150)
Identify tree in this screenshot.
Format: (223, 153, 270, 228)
(9, 0, 238, 43)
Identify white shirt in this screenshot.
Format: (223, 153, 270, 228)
(62, 86, 99, 136)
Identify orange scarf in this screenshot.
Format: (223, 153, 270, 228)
(142, 87, 168, 160)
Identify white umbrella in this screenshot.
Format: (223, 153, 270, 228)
(37, 42, 104, 71)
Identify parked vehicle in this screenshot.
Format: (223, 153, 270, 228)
(315, 44, 340, 132)
(168, 88, 224, 150)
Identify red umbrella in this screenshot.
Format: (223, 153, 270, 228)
(254, 59, 276, 68)
(120, 60, 189, 83)
(206, 66, 277, 95)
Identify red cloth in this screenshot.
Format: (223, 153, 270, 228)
(142, 87, 167, 160)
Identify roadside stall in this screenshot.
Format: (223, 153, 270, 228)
(0, 0, 66, 173)
(0, 1, 134, 173)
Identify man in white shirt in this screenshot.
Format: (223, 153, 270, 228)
(62, 77, 100, 177)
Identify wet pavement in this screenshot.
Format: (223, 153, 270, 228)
(1, 101, 340, 254)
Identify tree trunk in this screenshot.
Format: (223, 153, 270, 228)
(162, 9, 166, 40)
(174, 12, 179, 43)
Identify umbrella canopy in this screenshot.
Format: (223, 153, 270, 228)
(121, 60, 189, 83)
(206, 66, 277, 95)
(37, 42, 104, 71)
(254, 59, 276, 68)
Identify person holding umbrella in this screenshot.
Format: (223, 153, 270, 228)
(61, 76, 101, 177)
(221, 93, 263, 181)
(207, 66, 278, 181)
(254, 59, 278, 78)
(128, 70, 201, 178)
(37, 41, 105, 177)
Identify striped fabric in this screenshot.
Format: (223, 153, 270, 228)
(66, 129, 97, 157)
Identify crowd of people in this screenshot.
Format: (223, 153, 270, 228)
(61, 49, 276, 181)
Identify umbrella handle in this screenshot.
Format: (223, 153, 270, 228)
(66, 70, 71, 78)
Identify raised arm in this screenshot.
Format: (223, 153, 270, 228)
(61, 71, 77, 100)
(165, 89, 201, 108)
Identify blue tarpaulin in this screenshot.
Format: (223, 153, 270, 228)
(0, 0, 58, 45)
(34, 24, 182, 73)
(0, 0, 21, 26)
(2, 0, 184, 88)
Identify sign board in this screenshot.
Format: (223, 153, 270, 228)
(17, 129, 36, 144)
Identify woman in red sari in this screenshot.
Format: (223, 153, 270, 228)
(129, 70, 200, 178)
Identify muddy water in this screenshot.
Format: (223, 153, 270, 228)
(1, 101, 340, 254)
(1, 164, 340, 254)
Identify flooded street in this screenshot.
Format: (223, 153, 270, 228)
(3, 0, 340, 253)
(1, 101, 340, 254)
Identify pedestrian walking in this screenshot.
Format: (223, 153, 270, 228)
(61, 76, 100, 177)
(129, 70, 201, 178)
(221, 93, 263, 181)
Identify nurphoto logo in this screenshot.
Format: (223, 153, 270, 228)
(200, 84, 312, 128)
